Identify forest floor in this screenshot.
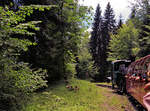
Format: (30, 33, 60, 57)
(96, 83, 136, 111)
(22, 79, 137, 111)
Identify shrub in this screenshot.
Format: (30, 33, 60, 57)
(0, 5, 53, 110)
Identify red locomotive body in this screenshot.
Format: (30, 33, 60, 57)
(126, 55, 150, 108)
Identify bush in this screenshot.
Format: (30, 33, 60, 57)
(0, 6, 50, 110)
(0, 60, 47, 110)
(77, 59, 99, 79)
(66, 63, 76, 79)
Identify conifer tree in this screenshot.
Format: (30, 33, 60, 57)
(99, 2, 116, 80)
(137, 0, 150, 57)
(90, 4, 102, 66)
(103, 2, 116, 35)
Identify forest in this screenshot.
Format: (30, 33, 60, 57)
(0, 0, 150, 111)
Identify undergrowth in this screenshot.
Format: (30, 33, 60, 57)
(22, 79, 104, 111)
(22, 79, 134, 111)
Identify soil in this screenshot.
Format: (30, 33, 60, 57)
(96, 83, 142, 111)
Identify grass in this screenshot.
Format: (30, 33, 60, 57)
(96, 83, 135, 111)
(22, 79, 135, 111)
(22, 79, 104, 111)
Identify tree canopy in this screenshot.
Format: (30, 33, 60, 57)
(108, 20, 139, 61)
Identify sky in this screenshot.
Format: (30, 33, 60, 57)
(79, 0, 134, 22)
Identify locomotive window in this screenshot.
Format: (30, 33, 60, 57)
(125, 62, 131, 67)
(114, 63, 119, 71)
(113, 61, 126, 71)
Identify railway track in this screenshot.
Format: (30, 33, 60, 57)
(96, 83, 147, 111)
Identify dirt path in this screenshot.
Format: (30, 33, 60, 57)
(96, 83, 137, 111)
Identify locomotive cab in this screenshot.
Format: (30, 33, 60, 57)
(111, 60, 131, 93)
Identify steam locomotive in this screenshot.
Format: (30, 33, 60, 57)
(111, 55, 150, 109)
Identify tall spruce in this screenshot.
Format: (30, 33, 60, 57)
(138, 1, 150, 57)
(103, 2, 116, 35)
(99, 2, 116, 80)
(90, 4, 102, 67)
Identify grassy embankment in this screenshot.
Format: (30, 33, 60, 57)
(22, 79, 135, 111)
